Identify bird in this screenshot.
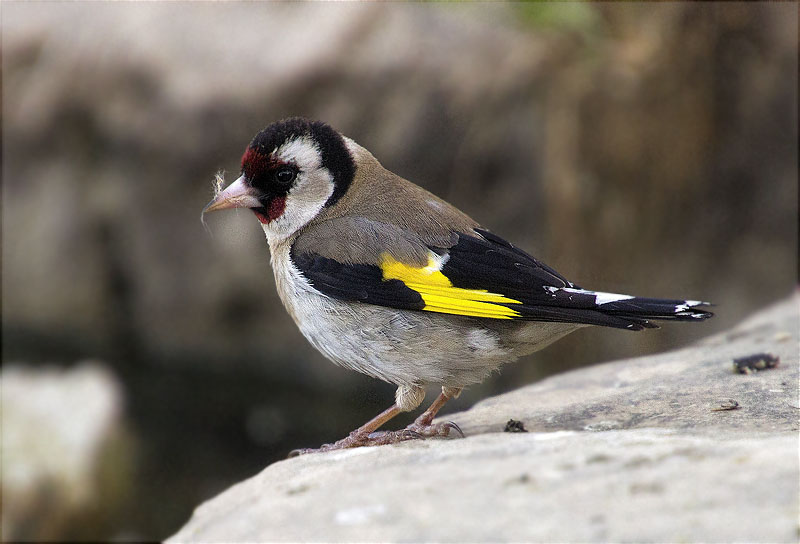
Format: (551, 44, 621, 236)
(203, 117, 713, 454)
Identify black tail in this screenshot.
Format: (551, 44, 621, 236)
(519, 287, 714, 331)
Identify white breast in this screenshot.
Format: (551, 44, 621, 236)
(267, 240, 410, 383)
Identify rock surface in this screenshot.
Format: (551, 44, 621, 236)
(169, 294, 799, 543)
(1, 363, 132, 541)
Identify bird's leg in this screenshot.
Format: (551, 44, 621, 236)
(404, 386, 464, 438)
(289, 385, 425, 456)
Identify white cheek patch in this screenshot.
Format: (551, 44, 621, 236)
(263, 167, 335, 243)
(275, 136, 322, 171)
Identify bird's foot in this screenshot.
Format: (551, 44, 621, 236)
(288, 428, 420, 457)
(288, 420, 464, 457)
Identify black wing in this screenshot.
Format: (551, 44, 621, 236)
(291, 228, 713, 330)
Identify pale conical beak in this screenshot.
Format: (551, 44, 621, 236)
(202, 175, 262, 214)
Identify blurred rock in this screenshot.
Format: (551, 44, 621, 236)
(1, 363, 133, 541)
(169, 295, 799, 543)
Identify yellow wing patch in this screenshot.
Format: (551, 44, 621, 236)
(380, 254, 522, 319)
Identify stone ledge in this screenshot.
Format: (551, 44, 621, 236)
(169, 294, 799, 543)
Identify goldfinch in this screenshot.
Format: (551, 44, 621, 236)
(203, 118, 712, 454)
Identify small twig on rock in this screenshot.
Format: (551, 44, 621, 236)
(710, 399, 740, 411)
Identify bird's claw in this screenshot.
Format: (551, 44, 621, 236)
(444, 420, 465, 438)
(405, 419, 465, 439)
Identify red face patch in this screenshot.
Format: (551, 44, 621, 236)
(252, 196, 287, 224)
(241, 148, 274, 181)
(240, 145, 292, 224)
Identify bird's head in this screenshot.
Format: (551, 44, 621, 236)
(203, 118, 355, 241)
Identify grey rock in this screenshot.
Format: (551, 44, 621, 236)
(1, 362, 133, 542)
(169, 295, 799, 543)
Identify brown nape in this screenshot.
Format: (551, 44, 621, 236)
(324, 141, 478, 238)
(294, 141, 479, 266)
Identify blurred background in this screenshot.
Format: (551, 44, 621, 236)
(2, 2, 797, 541)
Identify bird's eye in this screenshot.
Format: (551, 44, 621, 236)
(275, 168, 297, 186)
